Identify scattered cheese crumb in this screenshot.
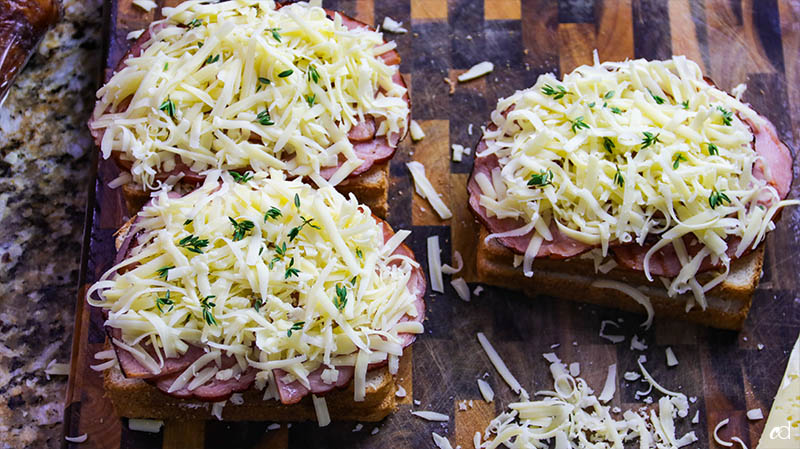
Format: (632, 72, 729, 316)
(444, 77, 455, 95)
(44, 360, 69, 377)
(132, 0, 157, 12)
(442, 251, 463, 275)
(467, 124, 473, 135)
(598, 364, 617, 403)
(396, 385, 407, 397)
(477, 379, 494, 402)
(666, 347, 679, 367)
(267, 423, 281, 431)
(126, 29, 145, 40)
(451, 278, 471, 302)
(458, 401, 467, 411)
(746, 408, 763, 420)
(457, 61, 494, 82)
(757, 343, 764, 350)
(128, 419, 164, 433)
(630, 335, 648, 351)
(473, 285, 483, 296)
(427, 236, 445, 293)
(414, 399, 421, 406)
(452, 144, 465, 162)
(229, 393, 244, 405)
(353, 423, 363, 432)
(371, 427, 380, 435)
(569, 362, 580, 377)
(432, 432, 454, 449)
(477, 332, 524, 395)
(412, 411, 449, 422)
(409, 120, 425, 141)
(689, 396, 697, 403)
(381, 16, 407, 34)
(692, 410, 700, 424)
(407, 161, 453, 220)
(713, 418, 734, 447)
(599, 320, 625, 344)
(550, 343, 560, 349)
(64, 434, 88, 443)
(623, 371, 641, 381)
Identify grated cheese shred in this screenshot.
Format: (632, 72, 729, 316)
(87, 170, 422, 402)
(92, 0, 408, 189)
(476, 55, 797, 307)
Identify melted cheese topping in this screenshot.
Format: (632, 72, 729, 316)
(477, 55, 796, 306)
(86, 170, 422, 401)
(91, 0, 408, 189)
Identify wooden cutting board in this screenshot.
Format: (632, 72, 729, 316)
(62, 0, 800, 448)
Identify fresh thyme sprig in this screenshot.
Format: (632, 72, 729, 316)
(287, 321, 304, 337)
(278, 69, 293, 78)
(717, 106, 733, 126)
(641, 131, 661, 149)
(229, 171, 253, 183)
(178, 234, 209, 254)
(201, 295, 217, 326)
(229, 217, 255, 241)
(204, 54, 220, 65)
(288, 216, 320, 242)
(269, 242, 287, 269)
(264, 207, 282, 222)
(253, 297, 265, 313)
(613, 165, 624, 188)
(672, 153, 687, 169)
(187, 18, 202, 28)
(256, 110, 274, 126)
(604, 91, 614, 99)
(333, 284, 347, 311)
(569, 116, 590, 133)
(708, 188, 731, 209)
(307, 65, 320, 84)
(268, 27, 281, 42)
(681, 100, 689, 109)
(256, 77, 271, 92)
(156, 265, 174, 279)
(156, 290, 174, 313)
(284, 257, 299, 279)
(159, 97, 176, 118)
(305, 94, 316, 107)
(541, 84, 572, 100)
(706, 142, 719, 156)
(602, 137, 615, 153)
(527, 169, 553, 187)
(610, 106, 623, 114)
(647, 88, 666, 104)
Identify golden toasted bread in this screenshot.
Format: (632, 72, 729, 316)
(476, 227, 763, 330)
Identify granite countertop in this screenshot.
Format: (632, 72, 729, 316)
(0, 0, 102, 447)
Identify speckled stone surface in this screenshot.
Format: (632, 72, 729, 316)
(0, 0, 102, 447)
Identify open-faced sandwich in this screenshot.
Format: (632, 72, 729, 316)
(86, 170, 425, 422)
(89, 0, 409, 217)
(468, 54, 796, 329)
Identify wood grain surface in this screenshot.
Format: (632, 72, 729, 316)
(63, 1, 800, 448)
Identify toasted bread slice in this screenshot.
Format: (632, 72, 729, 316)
(103, 349, 402, 421)
(119, 162, 390, 218)
(476, 227, 763, 330)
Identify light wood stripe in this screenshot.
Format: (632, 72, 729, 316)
(668, 0, 707, 73)
(558, 23, 596, 75)
(596, 0, 634, 62)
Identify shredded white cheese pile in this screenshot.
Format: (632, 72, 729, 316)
(87, 170, 422, 401)
(476, 54, 796, 306)
(92, 0, 408, 189)
(478, 353, 696, 449)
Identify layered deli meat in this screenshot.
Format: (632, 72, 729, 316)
(468, 55, 795, 308)
(87, 171, 425, 403)
(89, 0, 409, 189)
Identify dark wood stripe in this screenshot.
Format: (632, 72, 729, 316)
(449, 0, 485, 69)
(752, 0, 785, 72)
(558, 0, 596, 23)
(690, 0, 713, 73)
(521, 0, 561, 77)
(632, 0, 673, 60)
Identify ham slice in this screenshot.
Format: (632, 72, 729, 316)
(468, 109, 793, 277)
(467, 152, 593, 259)
(153, 353, 257, 402)
(107, 209, 424, 404)
(90, 7, 408, 186)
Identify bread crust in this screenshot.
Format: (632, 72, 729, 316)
(476, 226, 763, 330)
(103, 345, 405, 421)
(118, 162, 389, 218)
